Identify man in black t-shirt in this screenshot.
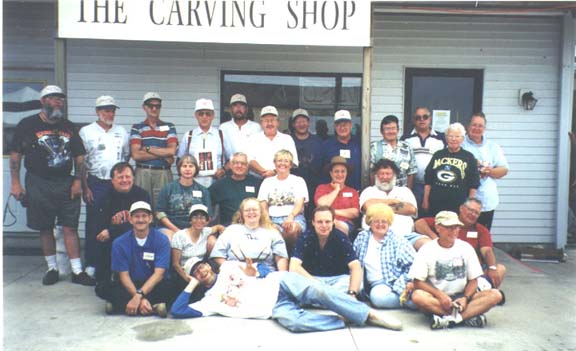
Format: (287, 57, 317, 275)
(93, 162, 150, 283)
(9, 85, 95, 286)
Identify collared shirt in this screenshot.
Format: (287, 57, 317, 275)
(292, 228, 357, 277)
(314, 184, 359, 223)
(359, 185, 417, 235)
(111, 228, 171, 282)
(462, 135, 509, 212)
(177, 126, 224, 188)
(401, 129, 445, 184)
(129, 119, 177, 168)
(369, 139, 417, 187)
(220, 119, 262, 161)
(320, 136, 362, 191)
(80, 122, 129, 180)
(353, 229, 415, 295)
(247, 131, 299, 177)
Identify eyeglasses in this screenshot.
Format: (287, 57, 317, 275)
(243, 208, 259, 213)
(382, 127, 398, 132)
(414, 114, 430, 121)
(190, 215, 207, 221)
(463, 205, 481, 216)
(146, 103, 162, 109)
(197, 111, 213, 117)
(231, 161, 247, 166)
(371, 219, 389, 225)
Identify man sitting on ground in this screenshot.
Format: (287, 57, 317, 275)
(409, 211, 503, 329)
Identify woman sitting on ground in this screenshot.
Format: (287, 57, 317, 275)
(210, 197, 288, 272)
(353, 203, 416, 309)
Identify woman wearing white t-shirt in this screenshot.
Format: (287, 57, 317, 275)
(210, 198, 288, 271)
(257, 150, 308, 251)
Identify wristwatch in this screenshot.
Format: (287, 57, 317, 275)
(347, 290, 357, 296)
(145, 146, 151, 153)
(136, 289, 145, 297)
(488, 265, 497, 271)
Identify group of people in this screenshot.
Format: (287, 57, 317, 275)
(9, 84, 509, 331)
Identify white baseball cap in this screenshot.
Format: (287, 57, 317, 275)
(230, 94, 247, 105)
(260, 105, 278, 117)
(129, 201, 152, 214)
(334, 110, 352, 122)
(142, 92, 162, 104)
(189, 204, 209, 217)
(195, 98, 215, 112)
(95, 95, 119, 109)
(40, 85, 66, 99)
(183, 257, 203, 275)
(291, 108, 309, 121)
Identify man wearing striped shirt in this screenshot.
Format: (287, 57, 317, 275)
(130, 92, 178, 210)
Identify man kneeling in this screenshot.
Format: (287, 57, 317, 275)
(171, 258, 403, 332)
(409, 211, 502, 329)
(96, 201, 173, 317)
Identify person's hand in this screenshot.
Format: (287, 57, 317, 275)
(214, 168, 226, 179)
(438, 292, 453, 314)
(139, 298, 153, 315)
(96, 229, 111, 242)
(10, 183, 25, 201)
(282, 216, 295, 233)
(83, 186, 94, 204)
(261, 169, 275, 178)
(241, 258, 258, 277)
(126, 295, 142, 315)
(331, 182, 342, 191)
(70, 179, 82, 200)
(211, 225, 225, 235)
(487, 268, 501, 288)
(421, 198, 429, 212)
(453, 296, 468, 312)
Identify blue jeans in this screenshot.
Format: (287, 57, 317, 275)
(369, 283, 416, 310)
(271, 272, 370, 332)
(84, 176, 112, 272)
(316, 275, 351, 294)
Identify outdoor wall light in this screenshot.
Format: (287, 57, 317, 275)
(519, 90, 538, 111)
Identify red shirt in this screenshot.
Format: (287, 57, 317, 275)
(314, 183, 359, 223)
(422, 217, 493, 263)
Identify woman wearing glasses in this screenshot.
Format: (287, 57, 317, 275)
(210, 197, 289, 271)
(422, 123, 480, 216)
(353, 204, 416, 309)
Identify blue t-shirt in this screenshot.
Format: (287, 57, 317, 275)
(319, 136, 362, 191)
(111, 228, 171, 282)
(292, 228, 357, 277)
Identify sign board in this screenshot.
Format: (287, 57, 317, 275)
(58, 0, 371, 47)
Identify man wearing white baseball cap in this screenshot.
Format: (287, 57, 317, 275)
(319, 110, 362, 191)
(129, 92, 178, 210)
(79, 95, 130, 279)
(177, 98, 226, 187)
(409, 211, 503, 329)
(96, 201, 173, 317)
(9, 84, 95, 286)
(247, 105, 299, 179)
(219, 93, 262, 162)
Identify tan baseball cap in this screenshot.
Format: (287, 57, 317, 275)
(435, 211, 464, 227)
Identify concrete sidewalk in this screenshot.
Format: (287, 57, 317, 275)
(3, 249, 576, 351)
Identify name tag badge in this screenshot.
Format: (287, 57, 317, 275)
(245, 186, 255, 193)
(340, 149, 351, 158)
(158, 125, 170, 132)
(192, 190, 203, 198)
(342, 192, 353, 198)
(143, 252, 155, 261)
(467, 231, 478, 239)
(400, 161, 409, 170)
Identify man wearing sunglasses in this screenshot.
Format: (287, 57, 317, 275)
(401, 107, 446, 215)
(129, 92, 178, 210)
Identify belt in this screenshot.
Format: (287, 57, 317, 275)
(136, 164, 170, 170)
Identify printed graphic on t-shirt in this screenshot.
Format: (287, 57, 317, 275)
(434, 256, 466, 281)
(267, 188, 295, 207)
(37, 131, 72, 168)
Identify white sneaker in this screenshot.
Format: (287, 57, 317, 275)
(367, 311, 403, 331)
(430, 314, 456, 330)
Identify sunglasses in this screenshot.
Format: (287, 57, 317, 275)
(146, 103, 162, 109)
(414, 114, 430, 121)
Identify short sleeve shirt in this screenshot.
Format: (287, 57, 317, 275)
(292, 229, 357, 277)
(171, 227, 212, 267)
(156, 180, 212, 229)
(257, 174, 309, 217)
(10, 114, 86, 179)
(209, 175, 261, 226)
(79, 122, 129, 180)
(314, 183, 359, 223)
(369, 139, 418, 187)
(130, 119, 177, 168)
(111, 228, 171, 282)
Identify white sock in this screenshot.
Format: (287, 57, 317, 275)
(45, 255, 58, 271)
(85, 266, 96, 278)
(70, 258, 83, 274)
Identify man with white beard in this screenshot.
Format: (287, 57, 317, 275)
(359, 159, 429, 250)
(79, 96, 130, 279)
